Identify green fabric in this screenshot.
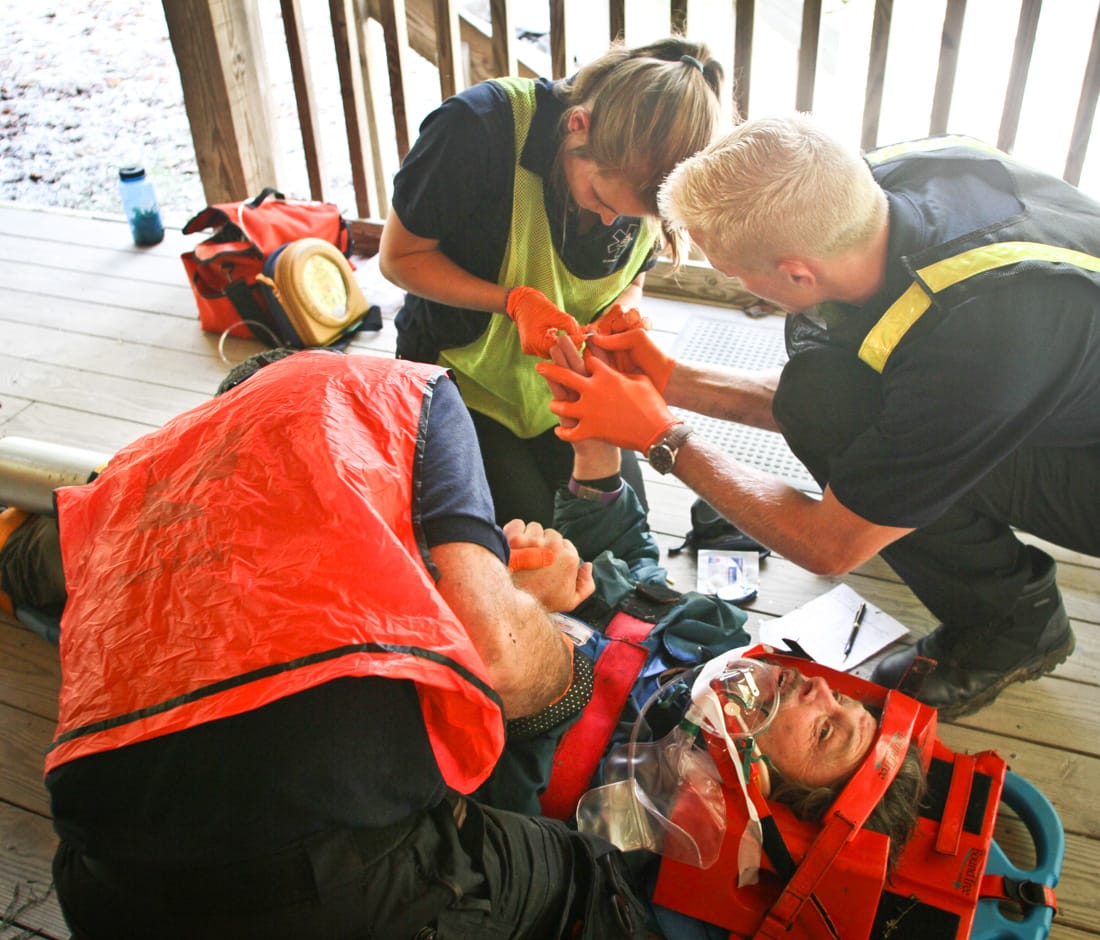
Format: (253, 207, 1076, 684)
(440, 77, 657, 438)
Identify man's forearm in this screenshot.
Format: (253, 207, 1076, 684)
(666, 362, 782, 431)
(492, 589, 575, 716)
(431, 541, 572, 718)
(671, 436, 906, 575)
(673, 438, 826, 567)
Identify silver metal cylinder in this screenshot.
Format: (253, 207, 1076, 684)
(0, 437, 111, 515)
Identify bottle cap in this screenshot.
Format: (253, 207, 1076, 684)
(119, 165, 146, 180)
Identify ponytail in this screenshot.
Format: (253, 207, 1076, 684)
(556, 37, 728, 267)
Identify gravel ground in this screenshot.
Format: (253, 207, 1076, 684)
(0, 1, 205, 227)
(0, 0, 551, 230)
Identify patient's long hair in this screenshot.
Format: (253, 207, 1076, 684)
(767, 741, 927, 875)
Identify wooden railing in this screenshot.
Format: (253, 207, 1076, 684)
(163, 0, 1100, 304)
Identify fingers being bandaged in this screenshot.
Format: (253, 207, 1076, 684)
(587, 327, 675, 393)
(505, 639, 595, 741)
(592, 304, 650, 335)
(505, 287, 586, 358)
(538, 354, 680, 453)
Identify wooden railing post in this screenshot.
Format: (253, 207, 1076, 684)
(671, 0, 688, 34)
(861, 0, 893, 150)
(999, 0, 1042, 154)
(331, 0, 383, 218)
(929, 0, 967, 136)
(1065, 3, 1100, 186)
(162, 0, 279, 204)
(377, 0, 416, 160)
(549, 0, 569, 79)
(433, 0, 466, 98)
(489, 0, 518, 78)
(796, 0, 822, 113)
(608, 0, 625, 43)
(280, 0, 330, 202)
(733, 0, 755, 120)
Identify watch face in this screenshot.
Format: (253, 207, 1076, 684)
(648, 442, 675, 474)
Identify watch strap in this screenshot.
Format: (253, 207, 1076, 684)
(568, 476, 624, 504)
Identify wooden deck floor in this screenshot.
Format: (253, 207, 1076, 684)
(0, 202, 1096, 939)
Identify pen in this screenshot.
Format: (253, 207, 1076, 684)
(842, 602, 867, 662)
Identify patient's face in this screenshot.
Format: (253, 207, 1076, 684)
(754, 668, 877, 788)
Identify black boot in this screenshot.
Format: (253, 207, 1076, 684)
(870, 546, 1075, 718)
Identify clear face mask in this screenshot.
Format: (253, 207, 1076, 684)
(576, 656, 781, 879)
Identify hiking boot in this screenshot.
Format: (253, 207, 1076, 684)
(870, 546, 1075, 719)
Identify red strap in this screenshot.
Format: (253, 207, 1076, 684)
(980, 875, 1058, 913)
(538, 612, 654, 819)
(936, 752, 976, 855)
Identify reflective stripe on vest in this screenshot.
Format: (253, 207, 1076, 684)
(858, 241, 1100, 372)
(865, 134, 1002, 166)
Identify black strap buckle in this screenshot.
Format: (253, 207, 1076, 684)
(1003, 876, 1051, 909)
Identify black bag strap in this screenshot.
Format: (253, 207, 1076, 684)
(246, 187, 285, 208)
(224, 281, 283, 346)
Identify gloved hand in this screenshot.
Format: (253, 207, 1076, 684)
(537, 352, 682, 453)
(591, 303, 651, 336)
(505, 286, 585, 359)
(586, 326, 676, 393)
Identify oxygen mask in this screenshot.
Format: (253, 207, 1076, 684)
(576, 655, 782, 873)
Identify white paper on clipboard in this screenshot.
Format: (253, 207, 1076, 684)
(758, 584, 909, 670)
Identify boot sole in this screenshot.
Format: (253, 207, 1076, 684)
(937, 627, 1076, 720)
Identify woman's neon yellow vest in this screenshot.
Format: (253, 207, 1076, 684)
(440, 76, 656, 438)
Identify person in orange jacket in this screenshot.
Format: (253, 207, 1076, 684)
(21, 350, 651, 940)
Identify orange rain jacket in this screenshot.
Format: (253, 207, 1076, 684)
(46, 353, 505, 792)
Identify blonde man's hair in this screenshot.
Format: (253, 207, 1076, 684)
(659, 113, 887, 268)
(556, 37, 728, 266)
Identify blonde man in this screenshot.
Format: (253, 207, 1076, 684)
(539, 113, 1100, 719)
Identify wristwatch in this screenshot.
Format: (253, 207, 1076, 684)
(647, 425, 693, 475)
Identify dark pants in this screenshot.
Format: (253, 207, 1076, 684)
(772, 346, 1100, 627)
(0, 512, 66, 615)
(53, 798, 647, 940)
(470, 410, 648, 528)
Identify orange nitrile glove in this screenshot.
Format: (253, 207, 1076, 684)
(592, 304, 651, 336)
(505, 286, 585, 359)
(537, 352, 682, 454)
(586, 327, 676, 393)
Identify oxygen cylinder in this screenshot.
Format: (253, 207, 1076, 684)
(0, 437, 110, 515)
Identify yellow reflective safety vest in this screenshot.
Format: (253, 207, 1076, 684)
(441, 77, 656, 438)
(857, 136, 1100, 372)
(47, 353, 505, 793)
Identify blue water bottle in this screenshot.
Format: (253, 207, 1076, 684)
(118, 165, 165, 246)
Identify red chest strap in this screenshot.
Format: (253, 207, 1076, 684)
(538, 611, 654, 820)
